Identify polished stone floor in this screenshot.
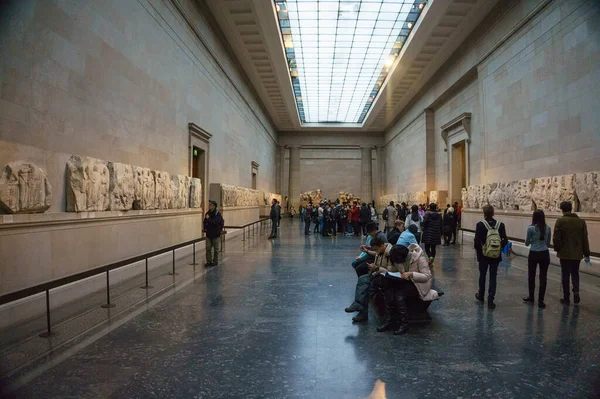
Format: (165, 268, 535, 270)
(5, 219, 600, 398)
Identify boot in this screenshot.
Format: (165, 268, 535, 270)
(377, 290, 397, 332)
(352, 310, 368, 323)
(393, 296, 409, 335)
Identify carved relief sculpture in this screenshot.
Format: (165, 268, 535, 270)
(190, 178, 202, 208)
(171, 175, 191, 209)
(514, 179, 534, 211)
(549, 174, 575, 212)
(66, 155, 110, 212)
(264, 192, 282, 206)
(0, 162, 52, 213)
(108, 162, 134, 211)
(461, 188, 469, 208)
(133, 167, 155, 210)
(574, 172, 600, 213)
(153, 170, 172, 210)
(221, 184, 259, 207)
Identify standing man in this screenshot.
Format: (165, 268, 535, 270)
(385, 201, 397, 233)
(268, 198, 279, 239)
(553, 201, 590, 305)
(204, 200, 224, 267)
(474, 205, 507, 309)
(350, 201, 360, 237)
(304, 202, 313, 235)
(359, 203, 371, 237)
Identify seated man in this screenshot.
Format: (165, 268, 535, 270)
(345, 238, 392, 323)
(352, 222, 388, 276)
(371, 244, 439, 335)
(352, 233, 373, 269)
(386, 220, 405, 245)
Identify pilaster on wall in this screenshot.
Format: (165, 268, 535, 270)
(424, 109, 436, 192)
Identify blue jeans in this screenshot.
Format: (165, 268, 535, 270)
(478, 258, 500, 301)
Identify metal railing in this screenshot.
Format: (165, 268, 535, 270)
(223, 217, 272, 243)
(0, 217, 273, 339)
(0, 234, 225, 338)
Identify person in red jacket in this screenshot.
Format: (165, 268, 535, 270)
(349, 201, 361, 237)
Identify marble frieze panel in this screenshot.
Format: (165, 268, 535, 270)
(0, 162, 52, 214)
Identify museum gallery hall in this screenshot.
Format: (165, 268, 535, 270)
(1, 0, 599, 398)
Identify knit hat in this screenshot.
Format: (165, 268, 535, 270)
(209, 200, 217, 207)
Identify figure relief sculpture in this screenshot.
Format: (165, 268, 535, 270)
(108, 162, 134, 211)
(514, 179, 534, 211)
(0, 162, 52, 214)
(153, 170, 172, 210)
(171, 175, 191, 209)
(549, 174, 575, 212)
(487, 182, 504, 210)
(133, 167, 156, 210)
(264, 192, 282, 206)
(461, 188, 469, 208)
(190, 178, 202, 208)
(574, 172, 599, 213)
(221, 184, 259, 207)
(66, 155, 110, 212)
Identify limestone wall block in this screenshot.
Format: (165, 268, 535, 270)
(108, 162, 134, 211)
(190, 178, 202, 208)
(0, 162, 52, 214)
(133, 167, 156, 210)
(66, 155, 109, 212)
(575, 172, 600, 213)
(152, 170, 172, 210)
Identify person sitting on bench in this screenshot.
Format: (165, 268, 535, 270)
(371, 244, 439, 335)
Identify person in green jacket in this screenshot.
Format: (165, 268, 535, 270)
(553, 201, 590, 305)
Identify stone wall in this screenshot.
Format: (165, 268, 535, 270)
(0, 0, 277, 215)
(461, 172, 600, 212)
(383, 0, 600, 198)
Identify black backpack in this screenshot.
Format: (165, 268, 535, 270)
(382, 208, 389, 221)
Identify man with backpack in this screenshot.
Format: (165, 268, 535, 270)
(204, 200, 224, 267)
(384, 201, 397, 233)
(474, 205, 508, 309)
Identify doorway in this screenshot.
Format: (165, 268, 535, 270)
(252, 172, 257, 190)
(451, 141, 466, 205)
(192, 146, 206, 209)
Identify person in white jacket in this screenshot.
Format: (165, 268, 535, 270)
(371, 244, 439, 335)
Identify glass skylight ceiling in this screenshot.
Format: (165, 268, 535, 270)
(274, 0, 426, 124)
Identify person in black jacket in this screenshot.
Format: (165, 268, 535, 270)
(359, 203, 371, 237)
(204, 200, 224, 267)
(422, 203, 443, 265)
(442, 207, 456, 246)
(474, 205, 508, 309)
(268, 198, 279, 239)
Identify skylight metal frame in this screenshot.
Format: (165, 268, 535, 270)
(274, 0, 427, 124)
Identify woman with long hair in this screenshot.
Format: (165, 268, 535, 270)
(405, 204, 423, 244)
(523, 209, 552, 309)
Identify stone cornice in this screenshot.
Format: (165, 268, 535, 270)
(441, 112, 471, 151)
(189, 123, 212, 142)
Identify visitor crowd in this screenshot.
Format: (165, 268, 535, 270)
(206, 194, 591, 335)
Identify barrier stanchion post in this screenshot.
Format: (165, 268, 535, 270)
(39, 290, 56, 338)
(169, 249, 178, 275)
(190, 242, 199, 266)
(101, 271, 116, 308)
(141, 258, 153, 289)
